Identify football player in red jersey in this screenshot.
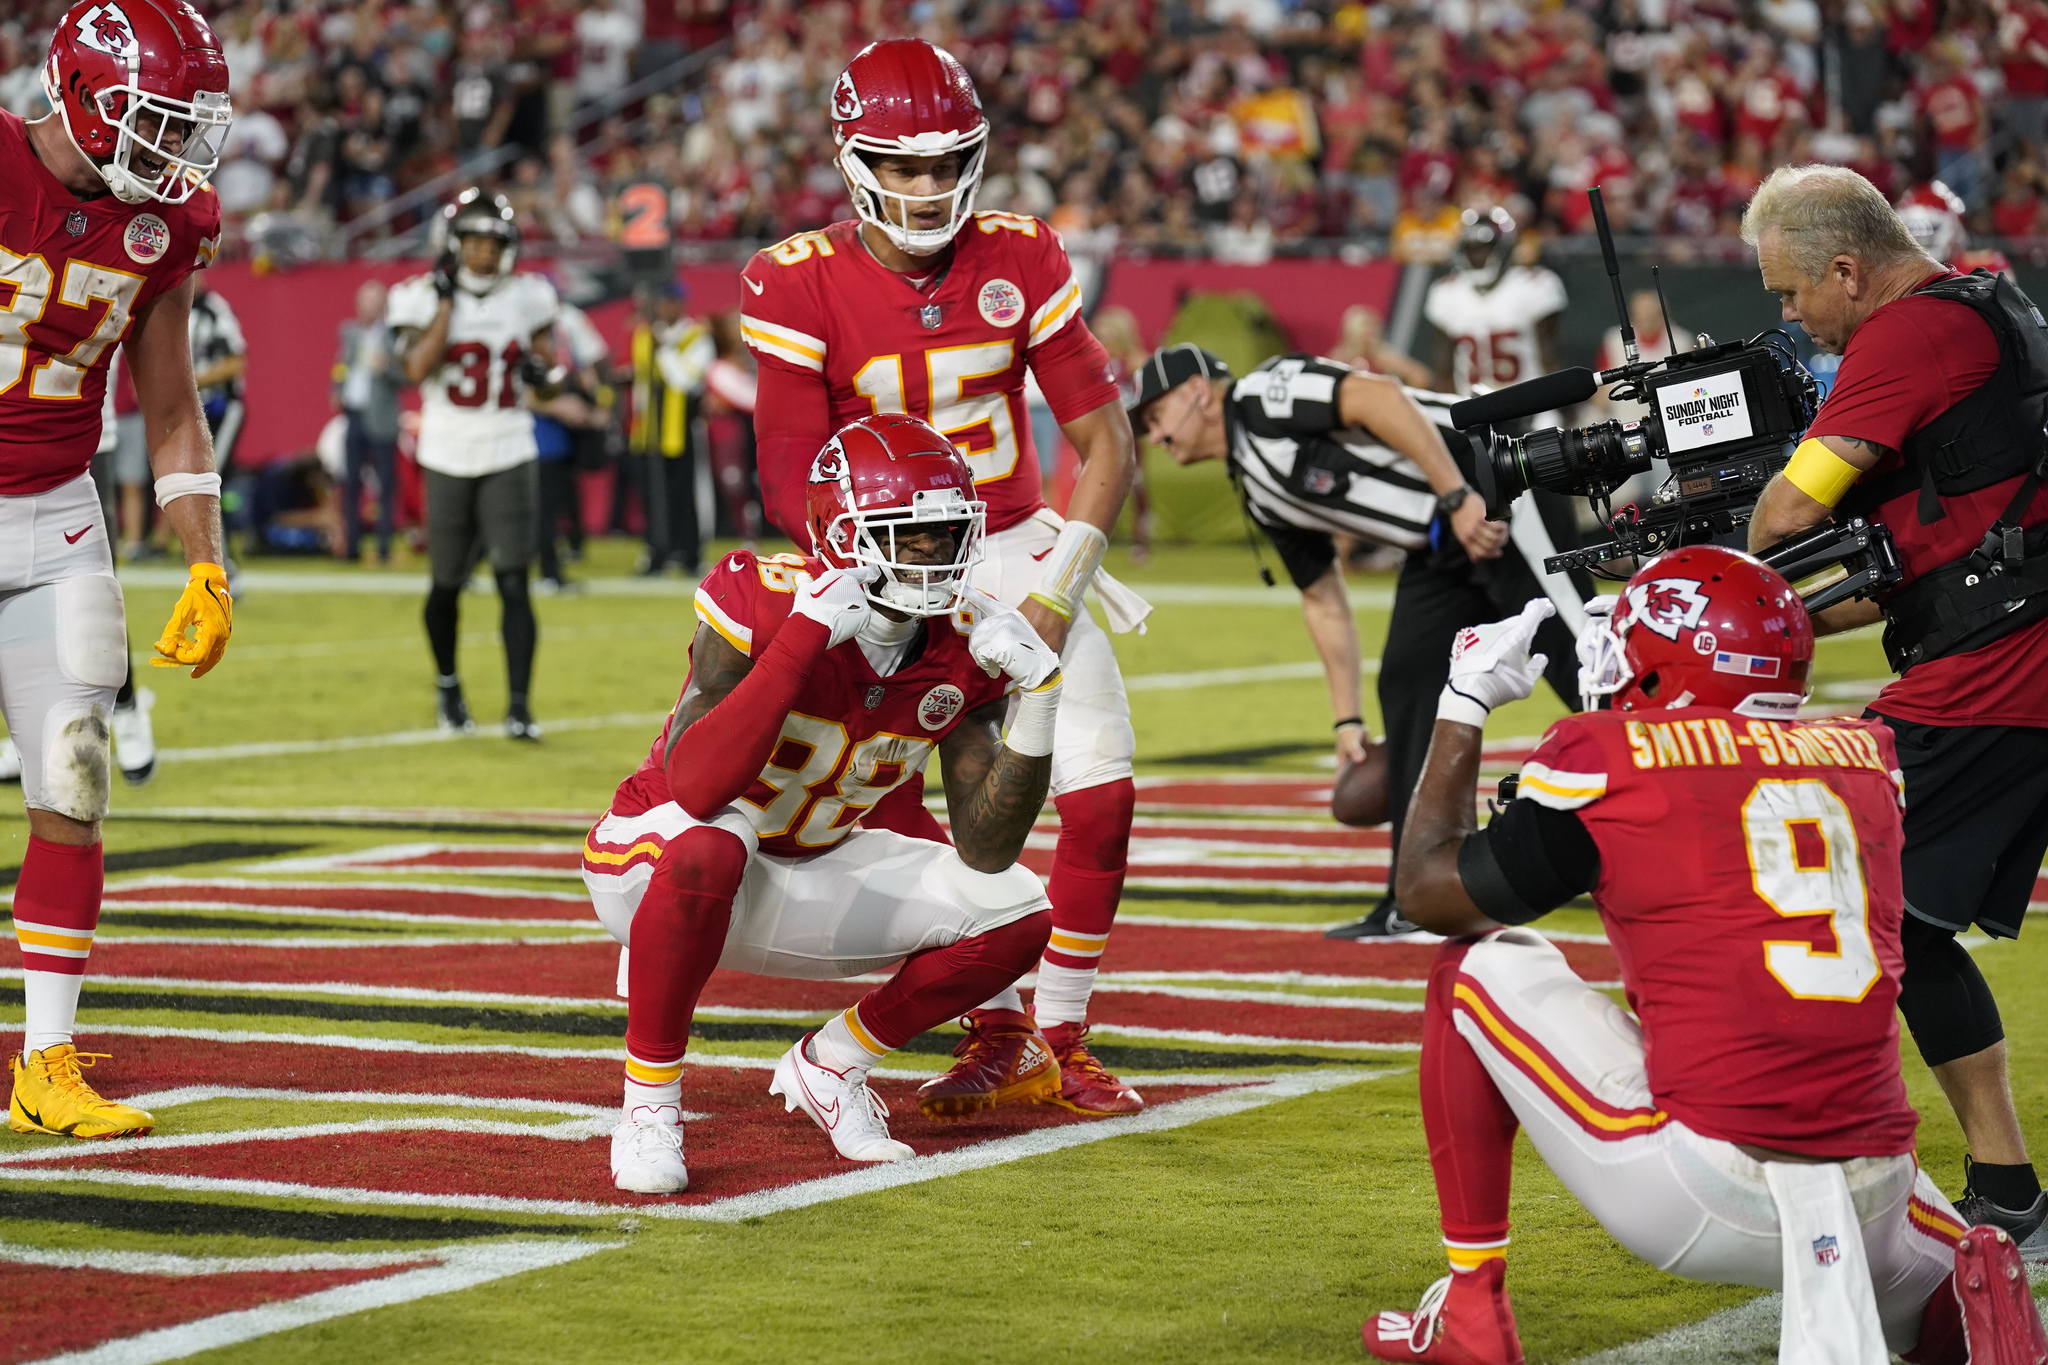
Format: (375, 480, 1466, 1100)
(3, 0, 234, 1141)
(1358, 547, 2046, 1365)
(742, 38, 1146, 1120)
(583, 416, 1068, 1193)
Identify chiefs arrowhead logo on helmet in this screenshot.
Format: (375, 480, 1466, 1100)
(1626, 577, 1711, 641)
(75, 3, 138, 57)
(831, 70, 864, 122)
(811, 437, 850, 485)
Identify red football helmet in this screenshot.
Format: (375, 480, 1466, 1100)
(43, 0, 231, 205)
(808, 414, 987, 617)
(1580, 545, 1813, 717)
(1897, 181, 1968, 264)
(831, 39, 988, 256)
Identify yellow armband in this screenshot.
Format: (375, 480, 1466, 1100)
(1784, 438, 1861, 508)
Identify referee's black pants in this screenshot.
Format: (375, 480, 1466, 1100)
(1380, 496, 1586, 896)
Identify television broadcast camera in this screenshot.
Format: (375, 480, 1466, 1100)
(1448, 187, 1902, 614)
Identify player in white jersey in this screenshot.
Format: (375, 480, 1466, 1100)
(388, 189, 561, 740)
(1422, 209, 1567, 397)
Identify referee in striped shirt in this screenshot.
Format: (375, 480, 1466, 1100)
(1132, 344, 1585, 940)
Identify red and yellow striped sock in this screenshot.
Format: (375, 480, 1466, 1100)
(622, 1050, 683, 1120)
(808, 1005, 889, 1077)
(1445, 1238, 1508, 1274)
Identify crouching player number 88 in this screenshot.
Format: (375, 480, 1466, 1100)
(6, 0, 235, 1141)
(1365, 546, 2047, 1365)
(583, 415, 1066, 1193)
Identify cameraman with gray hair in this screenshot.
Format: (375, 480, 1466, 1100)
(1744, 163, 2048, 1249)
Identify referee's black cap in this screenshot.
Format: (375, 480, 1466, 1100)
(1128, 344, 1231, 418)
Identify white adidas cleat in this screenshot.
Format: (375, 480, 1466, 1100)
(610, 1106, 688, 1194)
(112, 687, 156, 786)
(768, 1036, 914, 1163)
(0, 737, 19, 783)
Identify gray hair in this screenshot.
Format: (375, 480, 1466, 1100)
(1740, 165, 1931, 280)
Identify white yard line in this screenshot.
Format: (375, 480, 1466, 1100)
(0, 1116, 621, 1165)
(113, 1086, 617, 1117)
(20, 1238, 620, 1365)
(0, 1240, 441, 1277)
(100, 875, 589, 903)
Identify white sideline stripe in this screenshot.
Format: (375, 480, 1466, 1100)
(248, 843, 579, 875)
(1129, 876, 1383, 894)
(93, 904, 590, 929)
(88, 935, 612, 949)
(0, 1072, 1400, 1225)
(155, 713, 671, 764)
(20, 1238, 620, 1365)
(0, 1239, 441, 1277)
(0, 1116, 620, 1165)
(1086, 1023, 1416, 1052)
(102, 875, 590, 903)
(116, 1086, 616, 1118)
(1116, 913, 1611, 945)
(113, 805, 598, 830)
(1088, 981, 1423, 1012)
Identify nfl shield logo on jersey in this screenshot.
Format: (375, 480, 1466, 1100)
(1811, 1234, 1840, 1267)
(65, 210, 87, 237)
(1303, 467, 1338, 496)
(918, 684, 965, 730)
(977, 278, 1024, 328)
(920, 303, 942, 329)
(865, 685, 886, 711)
(124, 214, 170, 265)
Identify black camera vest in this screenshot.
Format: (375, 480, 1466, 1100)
(1837, 270, 2048, 672)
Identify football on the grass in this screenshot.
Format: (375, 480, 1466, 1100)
(1331, 740, 1389, 827)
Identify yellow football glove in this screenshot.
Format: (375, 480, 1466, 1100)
(151, 562, 233, 678)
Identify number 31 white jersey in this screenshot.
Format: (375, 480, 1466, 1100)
(387, 272, 559, 477)
(1423, 265, 1568, 397)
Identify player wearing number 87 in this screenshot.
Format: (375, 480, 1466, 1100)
(387, 189, 561, 741)
(5, 1, 233, 1141)
(583, 416, 1066, 1192)
(1362, 545, 2044, 1365)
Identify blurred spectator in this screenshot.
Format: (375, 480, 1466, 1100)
(1330, 304, 1434, 387)
(702, 312, 762, 547)
(335, 279, 402, 565)
(575, 0, 641, 114)
(533, 300, 613, 592)
(626, 281, 712, 576)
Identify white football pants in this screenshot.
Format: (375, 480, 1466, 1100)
(0, 474, 127, 822)
(583, 800, 1050, 987)
(1450, 928, 1961, 1356)
(971, 513, 1134, 797)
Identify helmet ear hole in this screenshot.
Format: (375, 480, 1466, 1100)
(1640, 670, 1661, 699)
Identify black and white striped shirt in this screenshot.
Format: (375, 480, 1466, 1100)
(1224, 354, 1457, 588)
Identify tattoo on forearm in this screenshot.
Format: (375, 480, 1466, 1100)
(940, 707, 1051, 872)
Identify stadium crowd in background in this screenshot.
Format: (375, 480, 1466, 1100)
(13, 0, 2048, 262)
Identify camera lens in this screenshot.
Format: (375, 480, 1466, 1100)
(1472, 431, 1528, 521)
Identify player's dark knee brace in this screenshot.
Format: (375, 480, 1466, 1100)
(494, 570, 536, 696)
(1897, 914, 2006, 1067)
(423, 584, 461, 677)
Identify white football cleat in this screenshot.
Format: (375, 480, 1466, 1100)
(769, 1036, 914, 1163)
(0, 737, 19, 783)
(112, 687, 156, 787)
(610, 1107, 687, 1194)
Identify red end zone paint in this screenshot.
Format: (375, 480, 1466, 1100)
(0, 1262, 414, 1365)
(105, 883, 583, 921)
(16, 1057, 1219, 1208)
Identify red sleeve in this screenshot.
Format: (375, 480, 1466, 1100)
(751, 354, 832, 545)
(1806, 288, 2000, 452)
(1029, 318, 1122, 425)
(668, 611, 831, 818)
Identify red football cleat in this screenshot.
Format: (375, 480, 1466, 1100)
(914, 1009, 1058, 1119)
(1364, 1260, 1525, 1365)
(1039, 1021, 1144, 1116)
(1953, 1226, 2048, 1365)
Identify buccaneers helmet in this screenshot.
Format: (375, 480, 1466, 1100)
(428, 188, 520, 293)
(807, 414, 987, 617)
(43, 0, 232, 206)
(830, 39, 988, 256)
(1579, 545, 1812, 717)
(1456, 206, 1518, 287)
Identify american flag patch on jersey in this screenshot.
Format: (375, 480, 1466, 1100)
(1812, 1234, 1840, 1266)
(1712, 650, 1781, 678)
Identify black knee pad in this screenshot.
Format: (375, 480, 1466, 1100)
(1897, 914, 2005, 1066)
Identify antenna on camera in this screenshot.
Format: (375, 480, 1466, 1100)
(1651, 264, 1683, 355)
(1588, 186, 1636, 364)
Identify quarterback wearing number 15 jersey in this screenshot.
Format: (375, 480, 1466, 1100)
(741, 213, 1120, 539)
(0, 108, 221, 495)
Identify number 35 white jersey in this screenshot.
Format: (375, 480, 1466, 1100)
(1423, 265, 1567, 397)
(387, 272, 559, 477)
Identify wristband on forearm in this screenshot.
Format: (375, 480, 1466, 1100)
(155, 472, 222, 509)
(1334, 716, 1364, 731)
(1004, 671, 1063, 757)
(1436, 683, 1491, 730)
(1783, 438, 1860, 508)
(1026, 520, 1109, 622)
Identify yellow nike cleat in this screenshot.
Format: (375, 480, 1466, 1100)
(8, 1045, 155, 1139)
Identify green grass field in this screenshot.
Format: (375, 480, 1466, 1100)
(0, 539, 2040, 1364)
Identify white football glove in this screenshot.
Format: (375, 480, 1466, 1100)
(968, 605, 1061, 691)
(792, 566, 878, 649)
(1438, 598, 1554, 728)
(1576, 594, 1625, 703)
